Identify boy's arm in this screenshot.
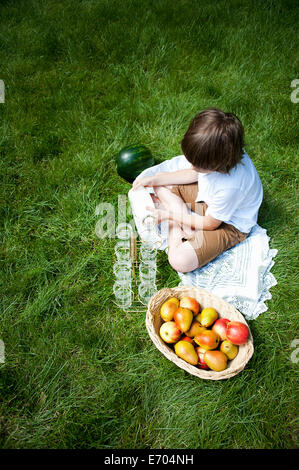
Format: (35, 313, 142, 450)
(147, 206, 222, 231)
(172, 212, 223, 231)
(132, 168, 198, 190)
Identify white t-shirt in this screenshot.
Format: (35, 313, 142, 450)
(195, 151, 263, 233)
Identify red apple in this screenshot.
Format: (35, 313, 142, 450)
(226, 321, 249, 345)
(212, 318, 230, 341)
(159, 321, 181, 344)
(196, 347, 209, 370)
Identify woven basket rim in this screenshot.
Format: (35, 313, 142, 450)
(146, 286, 254, 380)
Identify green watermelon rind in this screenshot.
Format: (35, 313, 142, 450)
(116, 145, 155, 183)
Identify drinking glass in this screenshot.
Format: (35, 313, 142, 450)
(140, 214, 163, 248)
(140, 242, 157, 262)
(116, 223, 133, 240)
(139, 260, 157, 283)
(113, 260, 132, 282)
(114, 240, 131, 262)
(113, 281, 132, 308)
(138, 282, 157, 305)
(142, 214, 157, 230)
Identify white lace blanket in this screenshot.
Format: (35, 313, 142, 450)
(129, 155, 277, 320)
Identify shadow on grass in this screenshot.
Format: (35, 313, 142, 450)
(258, 188, 287, 233)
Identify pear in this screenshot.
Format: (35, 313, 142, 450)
(194, 313, 202, 323)
(182, 336, 194, 344)
(185, 321, 206, 338)
(194, 330, 220, 350)
(160, 297, 180, 322)
(174, 341, 198, 365)
(220, 340, 238, 360)
(179, 296, 200, 315)
(204, 350, 227, 372)
(174, 307, 193, 333)
(199, 307, 218, 327)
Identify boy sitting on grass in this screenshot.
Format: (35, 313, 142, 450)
(132, 108, 263, 273)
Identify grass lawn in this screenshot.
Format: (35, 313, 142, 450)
(0, 0, 298, 449)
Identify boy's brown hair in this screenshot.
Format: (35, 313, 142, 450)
(181, 108, 244, 173)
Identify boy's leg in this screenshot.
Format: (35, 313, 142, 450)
(183, 223, 248, 270)
(153, 184, 199, 272)
(165, 223, 248, 273)
(153, 184, 248, 272)
(153, 184, 199, 238)
(167, 221, 199, 272)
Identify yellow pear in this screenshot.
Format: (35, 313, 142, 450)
(194, 330, 220, 350)
(204, 350, 228, 372)
(174, 307, 193, 333)
(199, 307, 218, 327)
(174, 341, 198, 365)
(220, 340, 238, 360)
(179, 296, 200, 315)
(160, 297, 180, 322)
(185, 321, 207, 338)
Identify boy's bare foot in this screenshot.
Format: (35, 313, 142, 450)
(180, 225, 196, 239)
(150, 193, 195, 238)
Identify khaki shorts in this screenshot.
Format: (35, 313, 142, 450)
(170, 182, 248, 268)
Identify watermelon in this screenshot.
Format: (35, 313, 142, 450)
(116, 144, 155, 183)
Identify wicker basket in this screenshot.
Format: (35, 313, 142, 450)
(146, 286, 254, 380)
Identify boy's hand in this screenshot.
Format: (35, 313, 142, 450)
(132, 176, 154, 190)
(146, 205, 172, 223)
(132, 168, 198, 190)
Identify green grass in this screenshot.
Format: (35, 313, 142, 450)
(0, 0, 298, 449)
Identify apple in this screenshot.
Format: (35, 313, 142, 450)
(159, 321, 181, 344)
(179, 296, 200, 315)
(196, 347, 209, 370)
(212, 318, 230, 341)
(226, 321, 249, 345)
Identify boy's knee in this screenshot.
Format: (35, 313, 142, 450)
(168, 245, 198, 273)
(153, 185, 173, 194)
